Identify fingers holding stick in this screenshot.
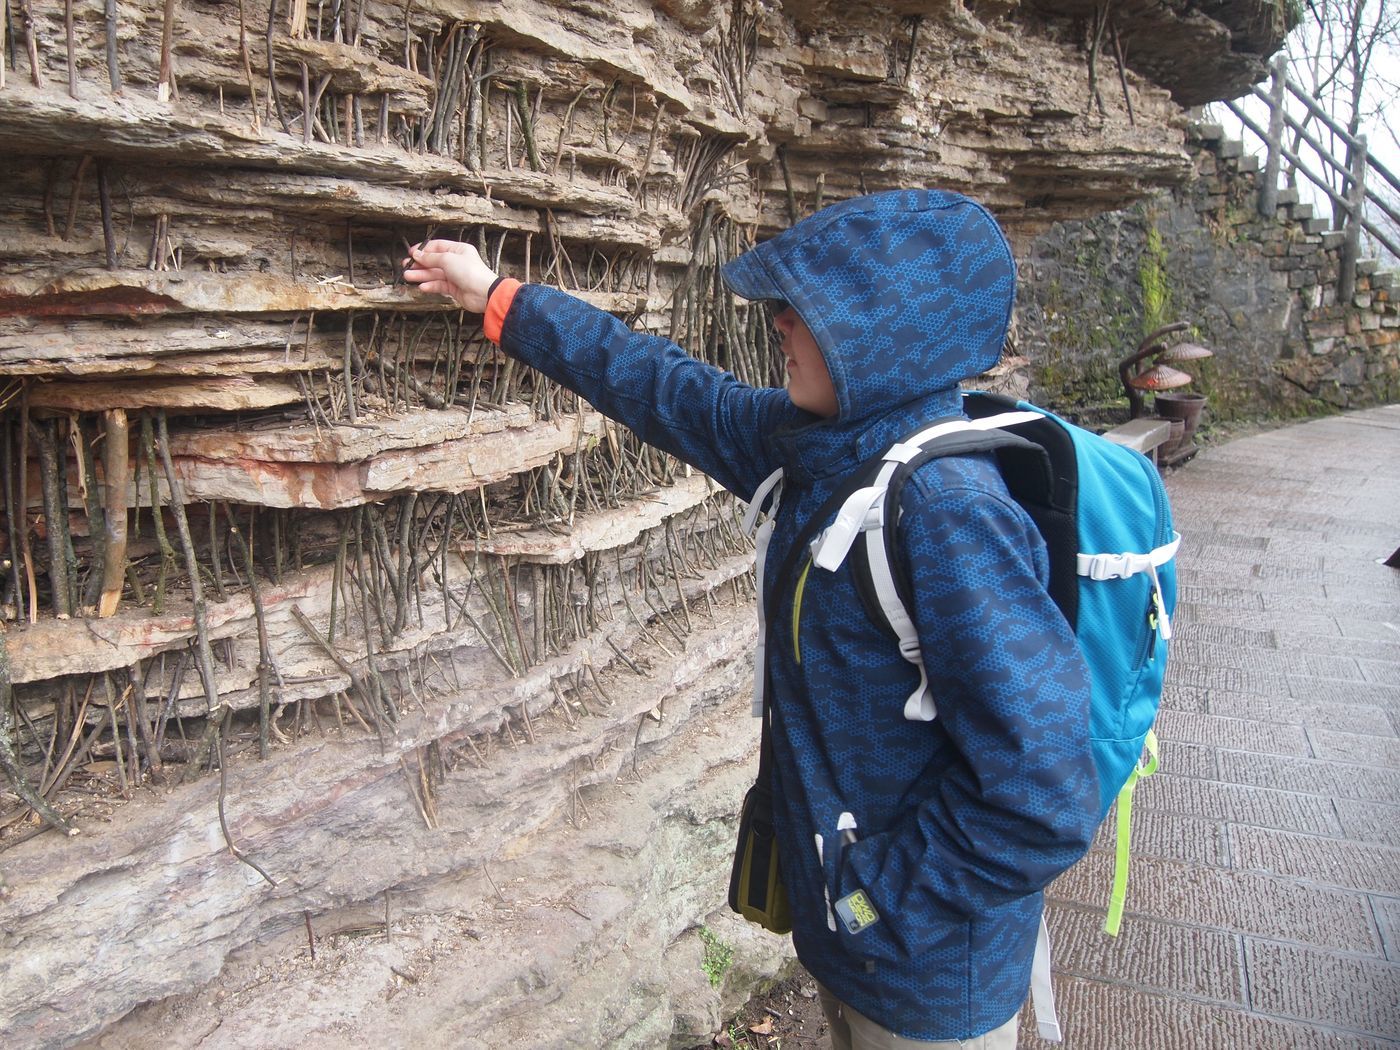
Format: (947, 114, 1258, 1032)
(401, 240, 499, 313)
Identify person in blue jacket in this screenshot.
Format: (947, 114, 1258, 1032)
(404, 189, 1099, 1050)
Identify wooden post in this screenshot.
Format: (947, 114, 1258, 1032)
(1338, 134, 1368, 305)
(1259, 53, 1287, 218)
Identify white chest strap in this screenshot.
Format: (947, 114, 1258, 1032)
(743, 467, 786, 717)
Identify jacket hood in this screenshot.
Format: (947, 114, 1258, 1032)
(721, 189, 1015, 426)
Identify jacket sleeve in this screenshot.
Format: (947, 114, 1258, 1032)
(837, 467, 1099, 961)
(498, 284, 801, 501)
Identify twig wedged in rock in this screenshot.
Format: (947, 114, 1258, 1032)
(342, 313, 358, 422)
(61, 154, 91, 242)
(41, 677, 104, 800)
(74, 414, 107, 611)
(265, 0, 293, 133)
(216, 711, 277, 886)
(290, 604, 376, 727)
(104, 0, 121, 93)
(103, 676, 130, 797)
(158, 0, 178, 101)
(207, 503, 227, 602)
(223, 505, 276, 759)
(1086, 0, 1108, 116)
(96, 162, 117, 268)
(3, 412, 30, 621)
(140, 415, 177, 613)
(30, 419, 74, 617)
(0, 637, 79, 835)
(17, 0, 41, 87)
(64, 0, 77, 98)
(128, 662, 162, 781)
(154, 412, 222, 776)
(1109, 15, 1134, 126)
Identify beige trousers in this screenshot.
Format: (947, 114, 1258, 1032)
(817, 984, 1019, 1050)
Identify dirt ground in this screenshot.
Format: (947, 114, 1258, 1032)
(691, 968, 829, 1050)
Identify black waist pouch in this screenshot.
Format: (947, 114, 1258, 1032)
(728, 781, 791, 934)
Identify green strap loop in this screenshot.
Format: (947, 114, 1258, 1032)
(1104, 730, 1159, 936)
(791, 558, 812, 665)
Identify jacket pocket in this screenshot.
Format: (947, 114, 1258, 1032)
(828, 812, 883, 940)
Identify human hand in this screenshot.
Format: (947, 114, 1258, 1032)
(402, 240, 499, 313)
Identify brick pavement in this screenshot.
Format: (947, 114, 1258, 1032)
(1029, 405, 1400, 1049)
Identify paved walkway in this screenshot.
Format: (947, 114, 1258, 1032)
(1026, 405, 1400, 1048)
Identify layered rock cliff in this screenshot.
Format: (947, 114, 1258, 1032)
(0, 1, 1288, 1046)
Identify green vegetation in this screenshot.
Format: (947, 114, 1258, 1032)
(698, 926, 734, 988)
(1033, 269, 1141, 417)
(1138, 223, 1173, 337)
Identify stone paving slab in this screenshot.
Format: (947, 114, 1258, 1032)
(1167, 685, 1396, 735)
(1335, 799, 1400, 848)
(1042, 406, 1400, 1048)
(1022, 976, 1396, 1049)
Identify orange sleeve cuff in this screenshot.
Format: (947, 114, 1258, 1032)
(484, 278, 522, 344)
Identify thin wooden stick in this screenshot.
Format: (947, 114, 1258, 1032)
(2, 413, 27, 620)
(514, 80, 540, 171)
(128, 662, 163, 781)
(265, 0, 293, 134)
(290, 605, 376, 728)
(140, 415, 177, 613)
(17, 0, 41, 87)
(97, 162, 117, 269)
(72, 415, 106, 613)
(158, 0, 178, 101)
(104, 676, 130, 797)
(224, 506, 275, 758)
(104, 0, 122, 93)
(31, 419, 75, 617)
(93, 411, 128, 616)
(64, 0, 77, 98)
(1108, 14, 1135, 126)
(1, 638, 79, 834)
(236, 0, 260, 131)
(17, 388, 37, 623)
(216, 712, 277, 885)
(62, 155, 91, 242)
(153, 413, 222, 769)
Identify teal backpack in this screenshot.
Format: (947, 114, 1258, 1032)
(807, 391, 1179, 1040)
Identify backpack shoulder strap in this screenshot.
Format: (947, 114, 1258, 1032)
(809, 412, 1043, 573)
(741, 451, 896, 718)
(805, 411, 1047, 722)
(867, 418, 1048, 721)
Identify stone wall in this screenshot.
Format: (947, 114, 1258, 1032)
(1016, 123, 1400, 426)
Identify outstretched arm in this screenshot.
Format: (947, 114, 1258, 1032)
(402, 240, 799, 500)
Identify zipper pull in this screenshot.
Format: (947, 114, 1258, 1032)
(1148, 563, 1172, 640)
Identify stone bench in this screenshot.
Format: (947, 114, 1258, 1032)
(1102, 417, 1175, 464)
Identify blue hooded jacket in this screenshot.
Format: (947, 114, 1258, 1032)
(497, 189, 1098, 1040)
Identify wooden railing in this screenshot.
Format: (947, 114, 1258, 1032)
(1222, 53, 1400, 302)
